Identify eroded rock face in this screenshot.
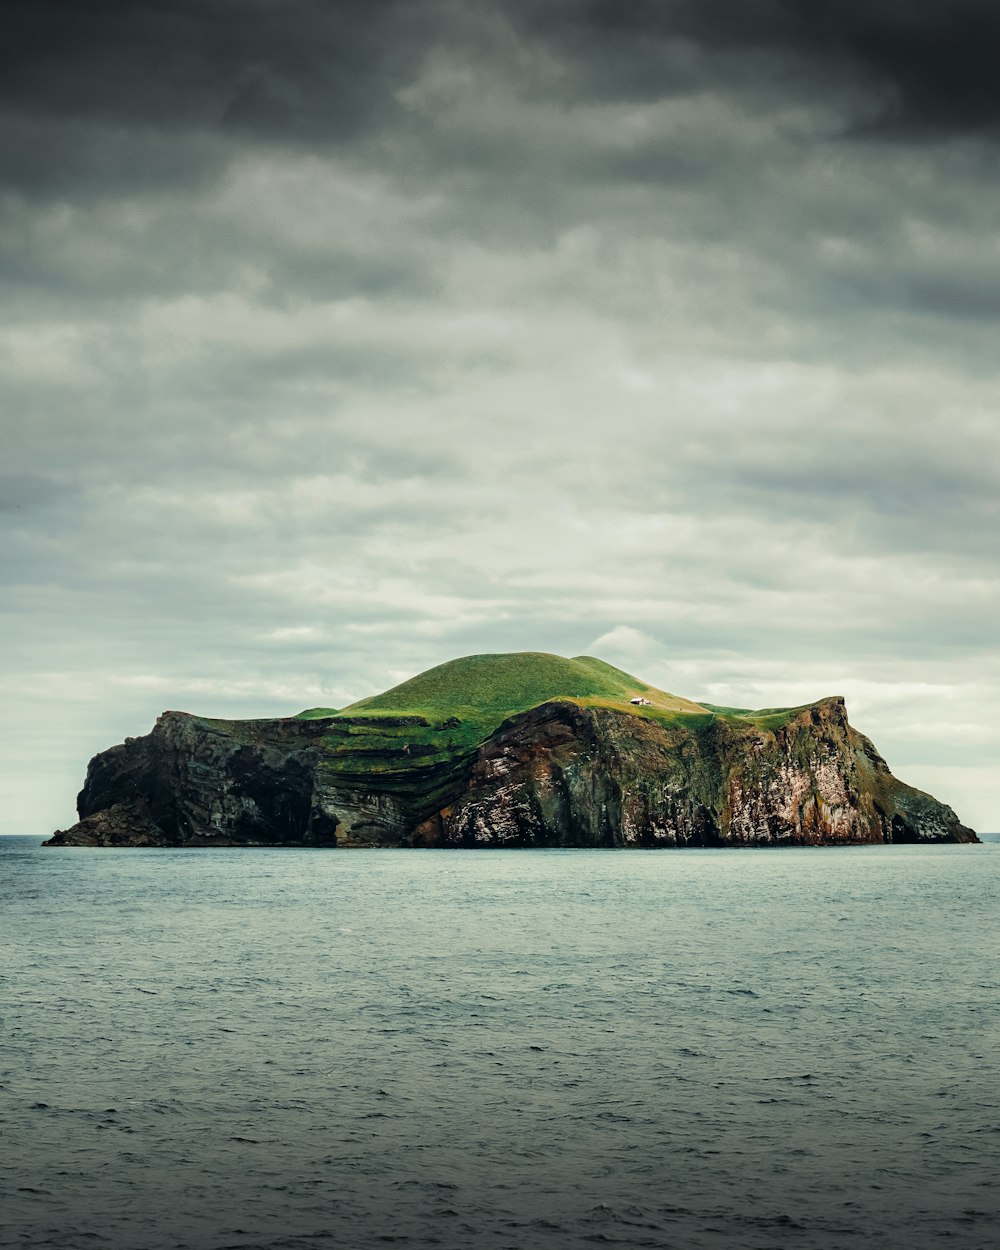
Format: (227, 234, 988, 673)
(434, 698, 976, 848)
(45, 711, 452, 848)
(48, 712, 329, 848)
(45, 699, 978, 848)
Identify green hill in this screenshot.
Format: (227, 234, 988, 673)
(299, 650, 711, 748)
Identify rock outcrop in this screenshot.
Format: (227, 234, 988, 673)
(424, 697, 975, 847)
(45, 654, 977, 847)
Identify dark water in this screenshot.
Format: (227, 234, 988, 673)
(3, 836, 999, 1250)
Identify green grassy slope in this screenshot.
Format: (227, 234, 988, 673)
(300, 651, 710, 745)
(697, 700, 812, 730)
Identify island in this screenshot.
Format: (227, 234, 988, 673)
(44, 652, 978, 848)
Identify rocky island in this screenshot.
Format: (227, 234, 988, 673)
(45, 652, 977, 848)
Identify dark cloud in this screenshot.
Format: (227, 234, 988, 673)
(541, 1, 1000, 135)
(7, 0, 1000, 196)
(0, 0, 410, 200)
(2, 0, 402, 130)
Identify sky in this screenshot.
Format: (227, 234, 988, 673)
(2, 0, 998, 835)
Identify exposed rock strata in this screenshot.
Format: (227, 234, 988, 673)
(46, 697, 977, 848)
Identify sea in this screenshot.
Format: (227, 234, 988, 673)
(3, 835, 999, 1250)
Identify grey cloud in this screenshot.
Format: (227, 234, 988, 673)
(2, 0, 404, 132)
(8, 0, 1000, 215)
(6, 0, 997, 339)
(525, 1, 1000, 136)
(674, 419, 1000, 556)
(269, 250, 440, 306)
(0, 190, 441, 309)
(0, 117, 230, 201)
(0, 0, 413, 204)
(0, 472, 68, 512)
(890, 272, 1000, 322)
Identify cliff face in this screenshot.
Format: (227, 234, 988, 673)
(46, 695, 977, 848)
(424, 697, 976, 847)
(51, 712, 330, 848)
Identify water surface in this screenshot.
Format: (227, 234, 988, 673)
(3, 837, 998, 1249)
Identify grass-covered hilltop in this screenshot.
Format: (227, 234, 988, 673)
(300, 651, 711, 737)
(45, 651, 978, 848)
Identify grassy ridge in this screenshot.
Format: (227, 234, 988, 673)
(298, 654, 809, 735)
(299, 651, 711, 746)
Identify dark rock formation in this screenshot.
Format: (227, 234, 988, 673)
(46, 696, 977, 848)
(416, 698, 976, 847)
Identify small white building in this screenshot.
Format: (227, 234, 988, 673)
(629, 697, 652, 706)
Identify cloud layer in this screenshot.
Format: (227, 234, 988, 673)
(3, 1, 997, 833)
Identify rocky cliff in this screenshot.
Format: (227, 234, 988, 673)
(419, 696, 976, 847)
(45, 652, 977, 848)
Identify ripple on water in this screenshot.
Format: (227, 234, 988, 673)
(2, 837, 999, 1250)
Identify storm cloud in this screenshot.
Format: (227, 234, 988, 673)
(2, 0, 998, 833)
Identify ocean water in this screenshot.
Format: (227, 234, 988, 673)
(3, 836, 999, 1250)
